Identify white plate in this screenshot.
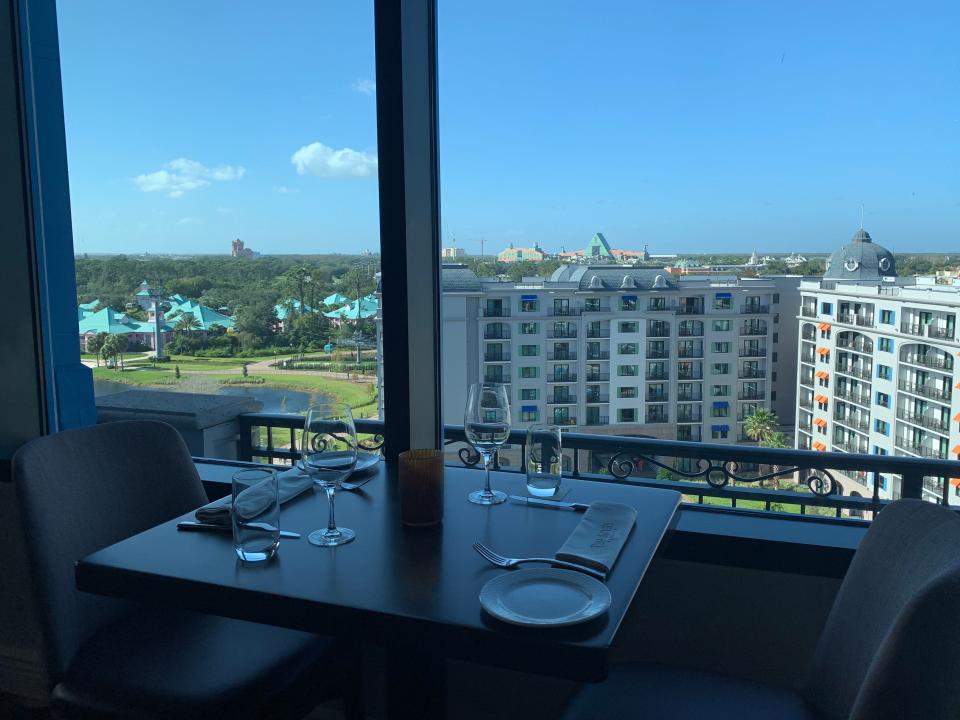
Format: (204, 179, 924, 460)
(352, 451, 380, 475)
(479, 568, 611, 627)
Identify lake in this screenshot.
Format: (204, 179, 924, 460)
(93, 379, 334, 415)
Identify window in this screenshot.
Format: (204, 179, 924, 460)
(773, 332, 779, 343)
(711, 403, 729, 417)
(877, 364, 892, 380)
(618, 408, 637, 423)
(820, 328, 831, 339)
(711, 428, 729, 440)
(773, 313, 780, 324)
(519, 367, 539, 378)
(875, 391, 890, 408)
(711, 363, 729, 375)
(875, 419, 890, 435)
(520, 408, 539, 422)
(772, 352, 778, 362)
(820, 351, 830, 364)
(617, 365, 639, 377)
(520, 388, 539, 400)
(880, 309, 895, 325)
(816, 422, 827, 435)
(821, 302, 833, 315)
(771, 391, 777, 401)
(519, 345, 538, 356)
(713, 297, 732, 310)
(712, 320, 730, 331)
(817, 397, 828, 411)
(712, 342, 730, 353)
(520, 298, 539, 312)
(878, 337, 893, 352)
(620, 296, 637, 311)
(618, 343, 638, 354)
(584, 298, 601, 312)
(711, 385, 730, 397)
(619, 321, 638, 333)
(519, 322, 539, 334)
(773, 293, 780, 304)
(618, 386, 637, 399)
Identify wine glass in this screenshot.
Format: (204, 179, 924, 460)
(464, 383, 511, 505)
(302, 402, 358, 546)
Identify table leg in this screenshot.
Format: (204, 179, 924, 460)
(386, 645, 447, 720)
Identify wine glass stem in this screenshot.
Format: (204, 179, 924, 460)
(482, 451, 492, 495)
(326, 486, 337, 533)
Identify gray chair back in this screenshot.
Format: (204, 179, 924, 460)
(804, 499, 960, 720)
(12, 420, 208, 683)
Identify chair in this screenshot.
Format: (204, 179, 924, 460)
(13, 420, 361, 720)
(562, 499, 960, 720)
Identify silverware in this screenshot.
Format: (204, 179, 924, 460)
(508, 495, 589, 512)
(472, 542, 606, 580)
(177, 521, 301, 539)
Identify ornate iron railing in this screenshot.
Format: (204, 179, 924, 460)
(236, 414, 960, 518)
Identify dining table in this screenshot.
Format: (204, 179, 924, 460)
(75, 462, 681, 719)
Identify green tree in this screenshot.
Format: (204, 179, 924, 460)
(86, 332, 108, 367)
(173, 312, 202, 338)
(174, 364, 181, 379)
(759, 431, 789, 490)
(100, 334, 125, 369)
(234, 299, 278, 346)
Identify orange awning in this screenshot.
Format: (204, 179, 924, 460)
(815, 394, 828, 403)
(953, 412, 960, 422)
(953, 445, 960, 455)
(812, 442, 826, 451)
(817, 346, 830, 355)
(818, 322, 832, 331)
(815, 370, 829, 379)
(814, 418, 828, 427)
(951, 478, 960, 489)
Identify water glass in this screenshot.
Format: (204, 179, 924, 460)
(232, 468, 280, 562)
(525, 424, 563, 497)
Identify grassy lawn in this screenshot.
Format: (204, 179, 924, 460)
(127, 356, 247, 372)
(682, 493, 837, 517)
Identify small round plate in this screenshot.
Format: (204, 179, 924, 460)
(352, 451, 380, 476)
(479, 568, 611, 627)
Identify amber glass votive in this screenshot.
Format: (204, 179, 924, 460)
(399, 449, 444, 526)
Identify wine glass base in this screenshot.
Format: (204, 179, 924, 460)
(468, 489, 507, 505)
(308, 527, 356, 546)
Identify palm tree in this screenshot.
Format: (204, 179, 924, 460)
(173, 312, 201, 337)
(743, 408, 778, 444)
(87, 331, 108, 367)
(759, 431, 789, 490)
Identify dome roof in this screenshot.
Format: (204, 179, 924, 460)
(823, 229, 896, 280)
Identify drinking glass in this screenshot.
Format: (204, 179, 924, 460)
(302, 402, 358, 546)
(525, 424, 562, 497)
(464, 383, 511, 505)
(232, 468, 280, 562)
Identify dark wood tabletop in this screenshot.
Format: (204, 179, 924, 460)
(76, 463, 679, 684)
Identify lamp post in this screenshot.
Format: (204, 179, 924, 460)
(351, 262, 376, 366)
(146, 285, 170, 360)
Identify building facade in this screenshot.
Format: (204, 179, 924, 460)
(794, 230, 960, 506)
(435, 264, 801, 442)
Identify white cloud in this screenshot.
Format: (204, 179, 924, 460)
(273, 185, 300, 194)
(291, 142, 378, 178)
(134, 157, 246, 197)
(353, 79, 376, 96)
(176, 217, 202, 226)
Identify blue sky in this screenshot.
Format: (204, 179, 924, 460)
(58, 1, 958, 255)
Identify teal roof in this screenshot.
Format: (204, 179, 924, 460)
(78, 307, 156, 335)
(323, 292, 350, 306)
(165, 300, 235, 330)
(168, 293, 188, 304)
(78, 299, 101, 310)
(585, 232, 613, 258)
(323, 296, 378, 320)
(274, 299, 314, 321)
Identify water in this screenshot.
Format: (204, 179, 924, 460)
(526, 473, 563, 498)
(93, 379, 334, 414)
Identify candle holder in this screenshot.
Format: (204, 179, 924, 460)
(399, 449, 444, 527)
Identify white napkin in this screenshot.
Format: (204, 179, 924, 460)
(195, 467, 314, 525)
(555, 501, 637, 574)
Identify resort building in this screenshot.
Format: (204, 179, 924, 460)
(795, 229, 960, 506)
(430, 264, 801, 441)
(496, 243, 547, 263)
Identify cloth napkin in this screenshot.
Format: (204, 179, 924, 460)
(555, 501, 637, 574)
(195, 467, 314, 525)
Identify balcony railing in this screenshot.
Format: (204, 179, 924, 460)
(737, 390, 764, 400)
(676, 412, 703, 423)
(483, 373, 511, 384)
(585, 328, 610, 338)
(677, 370, 703, 381)
(898, 380, 952, 403)
(927, 326, 955, 340)
(646, 327, 671, 338)
(647, 302, 676, 312)
(739, 325, 767, 336)
(836, 338, 873, 354)
(481, 307, 510, 317)
(483, 351, 511, 362)
(894, 439, 948, 460)
(646, 349, 670, 359)
(676, 305, 704, 315)
(547, 372, 578, 383)
(547, 327, 578, 338)
(801, 307, 817, 317)
(738, 368, 766, 379)
(585, 393, 610, 403)
(740, 304, 770, 314)
(896, 409, 950, 434)
(547, 395, 577, 405)
(834, 414, 871, 433)
(586, 351, 610, 360)
(835, 387, 871, 406)
(800, 397, 814, 409)
(547, 351, 577, 361)
(483, 328, 511, 340)
(838, 313, 874, 327)
(553, 417, 578, 426)
(584, 415, 609, 426)
(833, 439, 870, 454)
(899, 353, 954, 372)
(836, 364, 872, 380)
(678, 326, 704, 337)
(739, 347, 766, 357)
(676, 348, 702, 359)
(676, 392, 704, 402)
(800, 376, 814, 387)
(585, 372, 610, 382)
(235, 414, 960, 516)
(583, 304, 611, 313)
(645, 414, 669, 423)
(548, 307, 582, 316)
(800, 353, 815, 364)
(646, 393, 669, 403)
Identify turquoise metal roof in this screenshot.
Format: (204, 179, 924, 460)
(165, 300, 235, 330)
(78, 307, 153, 335)
(323, 292, 350, 306)
(323, 296, 378, 320)
(274, 299, 314, 321)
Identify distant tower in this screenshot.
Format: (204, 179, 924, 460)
(231, 238, 244, 257)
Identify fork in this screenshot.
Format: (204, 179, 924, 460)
(472, 543, 606, 580)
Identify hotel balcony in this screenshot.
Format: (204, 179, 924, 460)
(677, 369, 703, 381)
(585, 350, 610, 360)
(676, 410, 703, 423)
(898, 380, 952, 404)
(896, 409, 951, 435)
(738, 347, 767, 357)
(547, 326, 578, 339)
(483, 351, 511, 362)
(676, 392, 704, 402)
(838, 313, 874, 327)
(646, 392, 669, 403)
(675, 304, 704, 315)
(483, 373, 511, 384)
(585, 392, 610, 404)
(646, 349, 670, 359)
(584, 415, 609, 426)
(834, 413, 871, 434)
(740, 304, 770, 314)
(738, 367, 766, 379)
(835, 387, 871, 407)
(836, 363, 872, 381)
(547, 395, 578, 405)
(899, 350, 954, 372)
(585, 372, 610, 382)
(582, 303, 611, 313)
(547, 306, 582, 316)
(800, 305, 817, 317)
(676, 348, 702, 359)
(737, 390, 765, 400)
(552, 417, 578, 427)
(483, 326, 511, 340)
(739, 323, 767, 336)
(900, 322, 956, 340)
(585, 327, 610, 338)
(836, 337, 873, 354)
(644, 412, 669, 423)
(546, 372, 578, 383)
(547, 351, 577, 361)
(646, 326, 671, 338)
(894, 438, 949, 460)
(481, 306, 510, 317)
(678, 324, 704, 337)
(833, 439, 871, 454)
(645, 370, 669, 381)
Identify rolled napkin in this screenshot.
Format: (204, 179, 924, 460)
(195, 467, 314, 525)
(555, 501, 637, 575)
